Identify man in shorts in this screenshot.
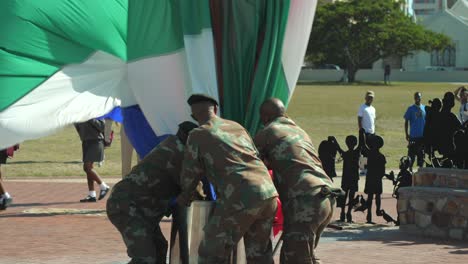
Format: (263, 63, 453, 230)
(75, 118, 110, 202)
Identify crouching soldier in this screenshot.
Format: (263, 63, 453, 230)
(106, 121, 198, 264)
(255, 98, 340, 264)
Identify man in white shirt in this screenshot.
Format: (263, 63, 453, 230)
(358, 91, 376, 134)
(357, 91, 376, 174)
(454, 86, 468, 126)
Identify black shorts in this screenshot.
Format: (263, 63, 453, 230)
(82, 140, 104, 163)
(0, 149, 8, 164)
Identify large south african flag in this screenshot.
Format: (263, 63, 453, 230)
(0, 0, 317, 150)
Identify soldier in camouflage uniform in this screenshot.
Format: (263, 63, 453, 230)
(254, 98, 337, 264)
(106, 121, 198, 264)
(176, 94, 278, 264)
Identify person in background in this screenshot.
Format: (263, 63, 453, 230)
(384, 64, 391, 85)
(75, 118, 110, 202)
(0, 145, 18, 210)
(318, 136, 340, 181)
(404, 92, 426, 170)
(358, 91, 376, 175)
(454, 86, 468, 126)
(362, 131, 386, 224)
(384, 64, 392, 84)
(337, 135, 361, 223)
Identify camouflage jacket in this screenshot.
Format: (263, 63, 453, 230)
(177, 116, 278, 209)
(123, 135, 185, 200)
(254, 117, 333, 201)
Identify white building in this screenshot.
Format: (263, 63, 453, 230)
(403, 0, 468, 71)
(412, 0, 458, 17)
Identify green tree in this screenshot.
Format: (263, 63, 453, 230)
(307, 0, 451, 82)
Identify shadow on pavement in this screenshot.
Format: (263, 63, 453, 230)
(322, 224, 468, 254)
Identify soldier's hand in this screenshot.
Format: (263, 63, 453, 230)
(195, 181, 207, 200)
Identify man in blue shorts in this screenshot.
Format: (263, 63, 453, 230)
(404, 92, 426, 170)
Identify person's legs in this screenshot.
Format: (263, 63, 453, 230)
(198, 199, 276, 264)
(0, 164, 5, 195)
(366, 194, 374, 223)
(82, 161, 109, 201)
(280, 195, 333, 264)
(339, 189, 349, 221)
(107, 183, 167, 263)
(346, 190, 356, 222)
(375, 194, 382, 214)
(415, 139, 425, 168)
(0, 164, 12, 209)
(243, 198, 277, 263)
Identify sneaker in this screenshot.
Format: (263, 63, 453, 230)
(80, 196, 97, 203)
(98, 187, 110, 200)
(0, 199, 6, 210)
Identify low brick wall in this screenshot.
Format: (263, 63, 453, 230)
(398, 168, 468, 241)
(413, 168, 468, 189)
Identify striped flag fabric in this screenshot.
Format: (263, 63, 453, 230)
(0, 0, 317, 150)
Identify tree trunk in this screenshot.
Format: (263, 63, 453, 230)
(347, 67, 358, 83)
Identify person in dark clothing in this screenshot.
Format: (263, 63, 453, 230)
(423, 98, 442, 164)
(438, 92, 462, 163)
(318, 136, 340, 180)
(338, 135, 361, 223)
(453, 129, 468, 169)
(384, 65, 391, 85)
(362, 131, 386, 224)
(75, 118, 110, 202)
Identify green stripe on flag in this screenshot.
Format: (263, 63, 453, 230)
(219, 0, 291, 135)
(127, 0, 184, 61)
(179, 0, 212, 35)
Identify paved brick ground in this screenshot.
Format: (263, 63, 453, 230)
(1, 178, 467, 264)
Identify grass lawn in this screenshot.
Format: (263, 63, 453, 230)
(2, 82, 462, 178)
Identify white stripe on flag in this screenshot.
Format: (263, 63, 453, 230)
(0, 51, 123, 148)
(281, 0, 318, 100)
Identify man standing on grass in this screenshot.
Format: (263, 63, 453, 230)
(176, 94, 278, 264)
(404, 92, 426, 170)
(358, 91, 376, 174)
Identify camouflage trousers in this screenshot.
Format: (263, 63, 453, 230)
(280, 195, 335, 264)
(106, 181, 170, 264)
(199, 197, 277, 264)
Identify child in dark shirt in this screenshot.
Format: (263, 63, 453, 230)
(338, 135, 361, 223)
(362, 131, 386, 224)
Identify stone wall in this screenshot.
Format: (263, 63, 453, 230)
(398, 168, 468, 241)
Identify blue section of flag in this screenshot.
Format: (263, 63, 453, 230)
(122, 105, 169, 158)
(97, 107, 123, 123)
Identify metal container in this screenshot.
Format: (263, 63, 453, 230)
(169, 201, 246, 264)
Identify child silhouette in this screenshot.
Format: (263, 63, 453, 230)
(362, 130, 386, 224)
(339, 135, 361, 222)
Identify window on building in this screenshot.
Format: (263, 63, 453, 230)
(414, 0, 436, 3)
(414, 8, 436, 15)
(431, 46, 456, 67)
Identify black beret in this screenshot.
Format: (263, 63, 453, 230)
(178, 121, 198, 134)
(187, 94, 218, 106)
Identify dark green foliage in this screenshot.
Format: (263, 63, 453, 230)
(307, 0, 451, 82)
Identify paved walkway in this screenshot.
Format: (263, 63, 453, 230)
(1, 177, 467, 263)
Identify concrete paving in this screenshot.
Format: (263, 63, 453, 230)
(0, 177, 467, 263)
